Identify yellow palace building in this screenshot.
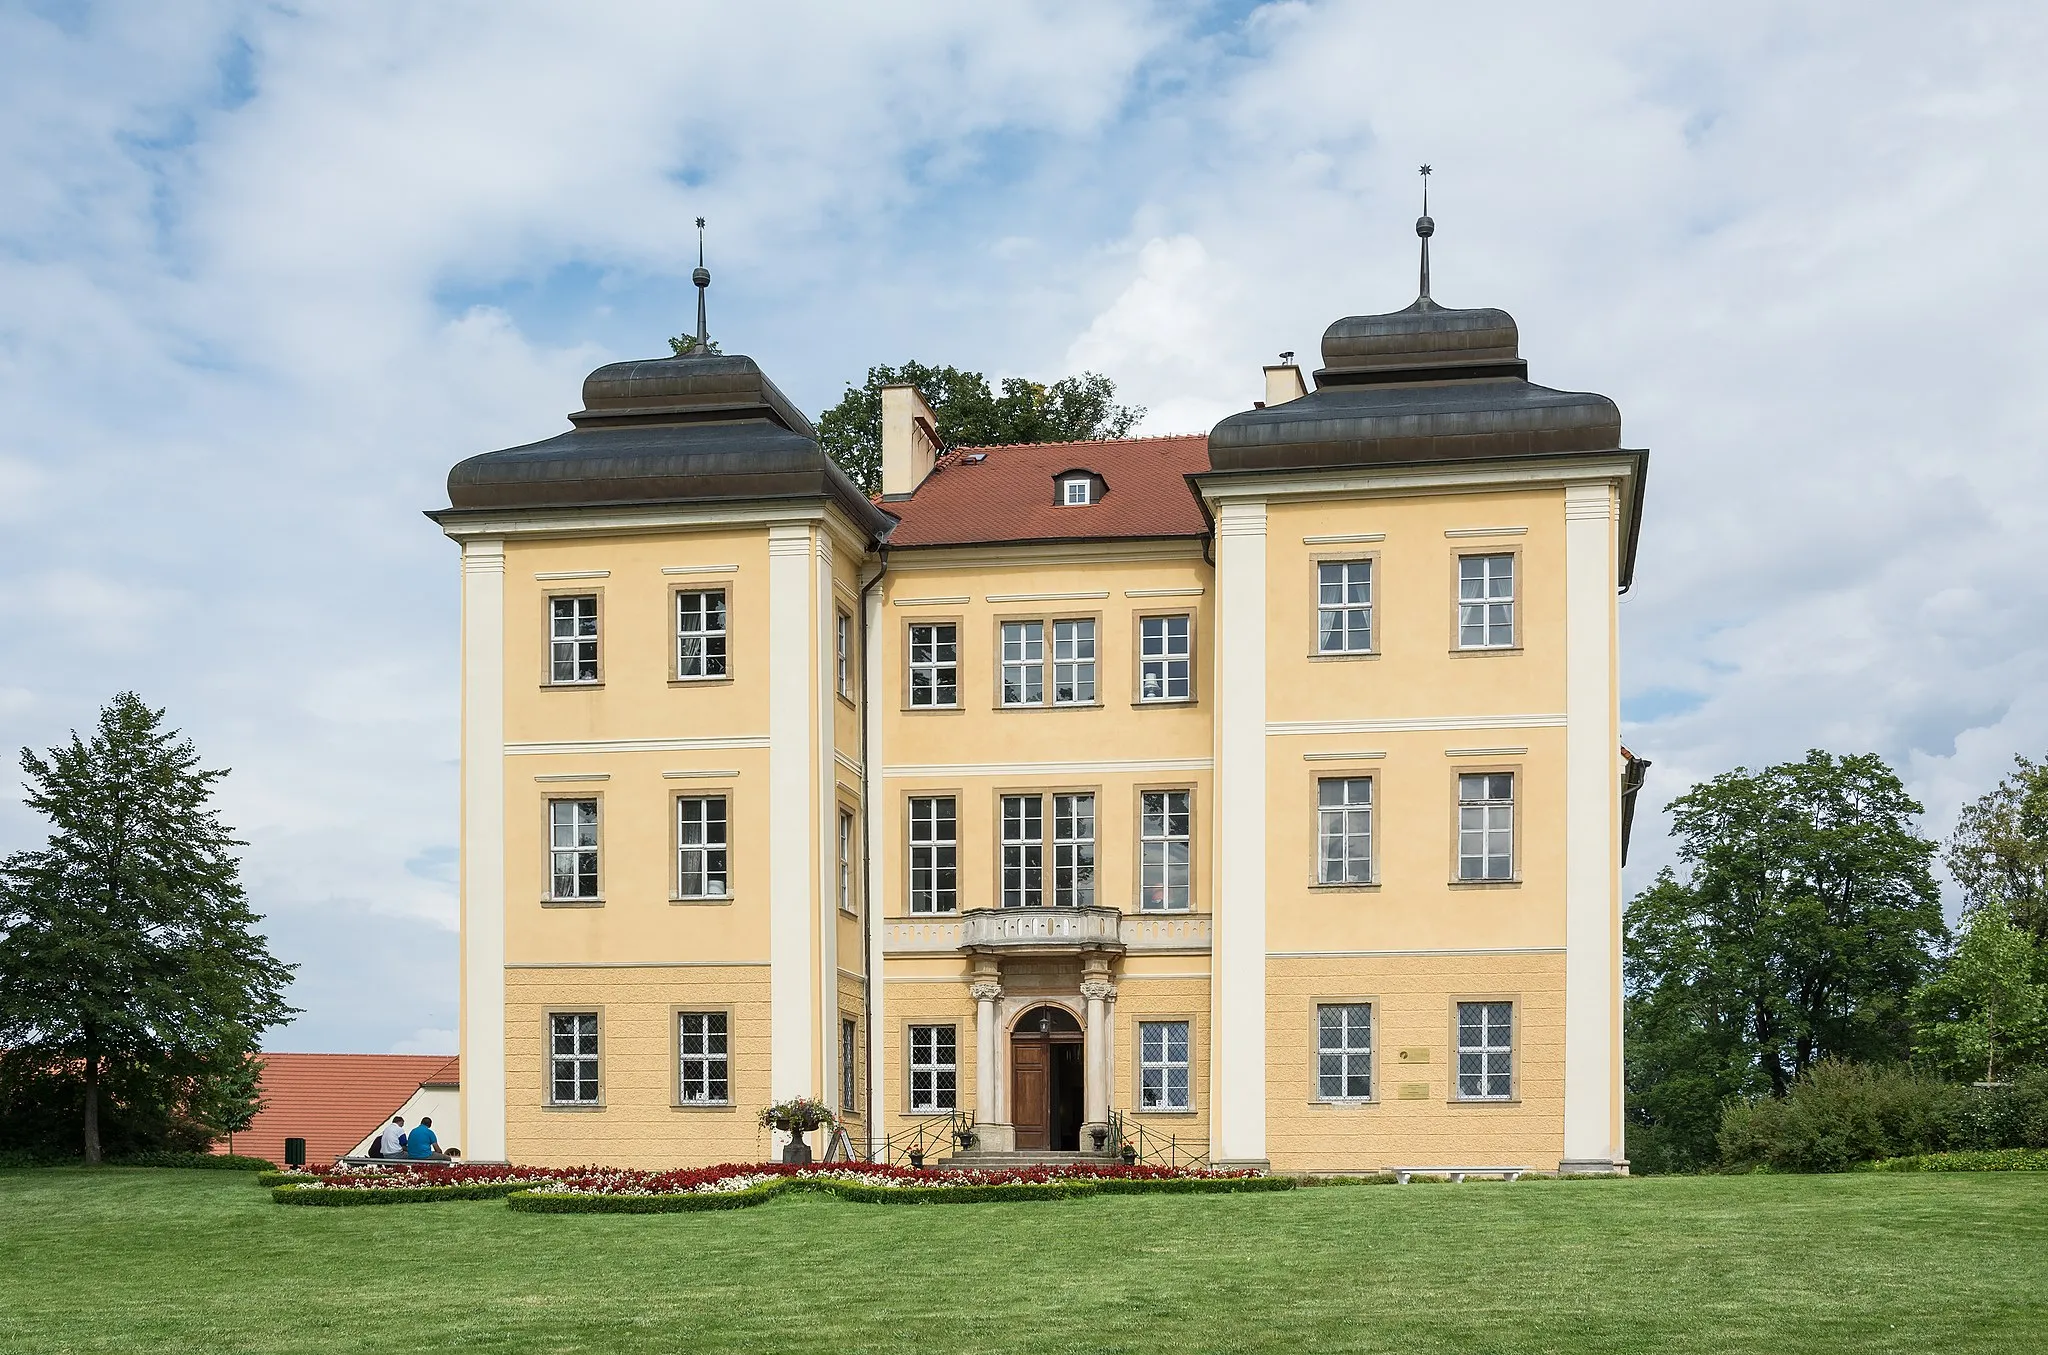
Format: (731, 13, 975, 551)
(428, 220, 1648, 1175)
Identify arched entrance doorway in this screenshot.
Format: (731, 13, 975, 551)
(1011, 1005, 1085, 1151)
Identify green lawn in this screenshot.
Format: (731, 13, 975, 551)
(1, 1169, 2043, 1354)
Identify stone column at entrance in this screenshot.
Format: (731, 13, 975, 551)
(970, 969, 1015, 1152)
(1081, 974, 1116, 1147)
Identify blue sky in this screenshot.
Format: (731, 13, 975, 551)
(3, 0, 2045, 1053)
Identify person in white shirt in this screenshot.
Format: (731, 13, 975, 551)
(375, 1116, 407, 1158)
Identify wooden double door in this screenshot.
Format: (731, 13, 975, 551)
(1011, 1005, 1085, 1151)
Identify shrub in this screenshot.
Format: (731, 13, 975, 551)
(1869, 1148, 2048, 1172)
(115, 1151, 276, 1171)
(1718, 1061, 1962, 1172)
(509, 1181, 796, 1214)
(273, 1181, 530, 1206)
(1937, 1067, 2048, 1150)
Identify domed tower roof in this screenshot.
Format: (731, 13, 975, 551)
(431, 230, 891, 537)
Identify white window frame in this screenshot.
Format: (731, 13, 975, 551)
(1139, 1021, 1190, 1110)
(837, 809, 855, 914)
(1317, 1003, 1373, 1101)
(1000, 620, 1045, 706)
(1051, 618, 1097, 704)
(1063, 476, 1092, 506)
(548, 798, 599, 900)
(1317, 777, 1373, 885)
(549, 1012, 599, 1105)
(677, 795, 730, 899)
(908, 1023, 957, 1112)
(1457, 773, 1514, 881)
(1138, 615, 1191, 702)
(1317, 559, 1373, 653)
(549, 595, 599, 684)
(836, 610, 852, 698)
(677, 1011, 729, 1104)
(1456, 1001, 1514, 1100)
(1139, 789, 1192, 911)
(1053, 792, 1095, 908)
(908, 796, 957, 914)
(1458, 553, 1516, 649)
(674, 588, 728, 679)
(1000, 793, 1044, 908)
(908, 622, 959, 708)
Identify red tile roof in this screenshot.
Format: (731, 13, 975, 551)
(213, 1053, 458, 1166)
(883, 435, 1211, 548)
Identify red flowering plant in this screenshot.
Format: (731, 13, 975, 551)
(281, 1159, 1256, 1196)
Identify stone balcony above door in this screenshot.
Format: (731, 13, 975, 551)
(883, 907, 1211, 957)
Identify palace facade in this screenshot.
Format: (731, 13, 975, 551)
(430, 235, 1648, 1175)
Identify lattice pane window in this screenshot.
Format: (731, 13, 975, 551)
(908, 796, 957, 914)
(1317, 560, 1373, 653)
(675, 589, 728, 678)
(1052, 619, 1097, 704)
(838, 810, 855, 914)
(1317, 778, 1373, 884)
(1458, 554, 1515, 648)
(1140, 790, 1192, 911)
(1001, 794, 1045, 908)
(548, 799, 599, 899)
(1053, 793, 1096, 908)
(841, 1018, 858, 1112)
(1063, 476, 1092, 505)
(1138, 615, 1191, 701)
(550, 1012, 599, 1104)
(1001, 621, 1045, 706)
(677, 1011, 729, 1104)
(909, 1024, 957, 1111)
(1457, 1001, 1513, 1100)
(908, 623, 959, 707)
(677, 796, 729, 898)
(1317, 1003, 1373, 1100)
(1457, 773, 1514, 881)
(837, 611, 852, 697)
(549, 595, 599, 683)
(1139, 1021, 1190, 1110)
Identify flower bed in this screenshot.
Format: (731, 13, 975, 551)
(267, 1159, 1287, 1209)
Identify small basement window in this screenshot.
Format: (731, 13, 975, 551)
(1063, 476, 1093, 505)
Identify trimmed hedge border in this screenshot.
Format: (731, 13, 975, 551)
(1868, 1149, 2048, 1173)
(0, 1151, 278, 1172)
(272, 1181, 533, 1206)
(502, 1172, 1295, 1214)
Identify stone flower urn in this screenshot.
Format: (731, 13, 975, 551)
(782, 1130, 813, 1165)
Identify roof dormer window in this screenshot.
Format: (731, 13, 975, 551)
(1062, 476, 1094, 506)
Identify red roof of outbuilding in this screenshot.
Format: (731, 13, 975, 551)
(214, 1053, 458, 1166)
(883, 435, 1211, 548)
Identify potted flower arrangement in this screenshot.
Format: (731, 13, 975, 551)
(758, 1097, 836, 1164)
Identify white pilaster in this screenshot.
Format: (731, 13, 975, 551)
(1082, 976, 1114, 1129)
(1562, 481, 1620, 1173)
(863, 579, 887, 1154)
(815, 531, 839, 1114)
(458, 538, 507, 1163)
(768, 522, 816, 1104)
(1212, 498, 1269, 1168)
(973, 978, 1002, 1125)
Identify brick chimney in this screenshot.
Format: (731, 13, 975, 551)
(880, 384, 941, 498)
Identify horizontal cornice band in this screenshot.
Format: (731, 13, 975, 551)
(1267, 714, 1565, 736)
(506, 735, 770, 756)
(882, 757, 1214, 778)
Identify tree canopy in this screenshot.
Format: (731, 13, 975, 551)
(1945, 754, 2048, 943)
(0, 693, 296, 1160)
(817, 362, 1144, 496)
(1624, 750, 1946, 1172)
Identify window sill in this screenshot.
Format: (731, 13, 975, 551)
(1135, 905, 1195, 915)
(1448, 646, 1522, 658)
(902, 704, 964, 714)
(541, 681, 605, 690)
(1446, 879, 1522, 890)
(996, 700, 1105, 712)
(543, 1103, 606, 1112)
(1448, 1097, 1521, 1107)
(905, 910, 959, 919)
(669, 675, 735, 687)
(672, 1101, 736, 1112)
(541, 897, 605, 908)
(1306, 650, 1379, 662)
(905, 1108, 957, 1118)
(1132, 698, 1197, 709)
(838, 905, 858, 918)
(1308, 882, 1380, 893)
(671, 895, 734, 907)
(1310, 1097, 1379, 1108)
(1132, 1106, 1198, 1117)
(836, 691, 858, 710)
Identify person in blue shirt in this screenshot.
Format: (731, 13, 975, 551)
(403, 1116, 441, 1159)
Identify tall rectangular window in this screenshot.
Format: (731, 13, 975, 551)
(1458, 554, 1515, 648)
(675, 589, 727, 678)
(836, 611, 853, 698)
(549, 595, 599, 683)
(1317, 1003, 1373, 1100)
(1001, 794, 1044, 908)
(908, 623, 958, 707)
(1138, 615, 1191, 701)
(1140, 790, 1191, 911)
(1139, 1021, 1190, 1110)
(1457, 1001, 1513, 1100)
(841, 1018, 858, 1114)
(908, 1024, 957, 1111)
(908, 796, 957, 914)
(549, 1012, 599, 1104)
(1052, 619, 1096, 704)
(1318, 560, 1373, 653)
(837, 810, 855, 914)
(1457, 773, 1514, 881)
(677, 795, 729, 898)
(1317, 778, 1373, 884)
(677, 1011, 728, 1104)
(1000, 621, 1045, 706)
(548, 799, 599, 900)
(1053, 793, 1095, 908)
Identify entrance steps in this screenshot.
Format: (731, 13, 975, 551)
(939, 1148, 1119, 1170)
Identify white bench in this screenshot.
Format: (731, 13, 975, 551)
(1389, 1166, 1526, 1184)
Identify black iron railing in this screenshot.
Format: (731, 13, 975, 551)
(1107, 1109, 1209, 1169)
(870, 1109, 977, 1166)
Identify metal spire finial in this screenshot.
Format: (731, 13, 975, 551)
(691, 217, 711, 353)
(1416, 165, 1435, 303)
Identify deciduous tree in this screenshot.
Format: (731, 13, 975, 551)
(1913, 900, 2048, 1082)
(1945, 755, 2048, 943)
